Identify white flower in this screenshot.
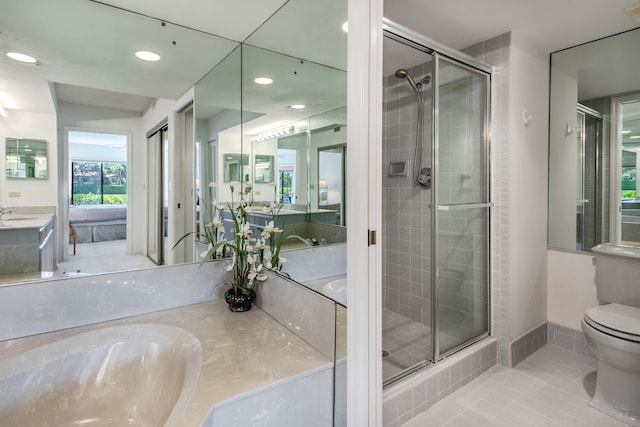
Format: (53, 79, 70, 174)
(261, 221, 282, 239)
(211, 216, 224, 231)
(238, 222, 251, 239)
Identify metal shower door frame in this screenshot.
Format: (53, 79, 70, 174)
(431, 52, 492, 362)
(383, 18, 493, 367)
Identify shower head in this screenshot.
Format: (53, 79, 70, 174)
(395, 68, 419, 92)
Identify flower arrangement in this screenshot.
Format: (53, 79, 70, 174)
(176, 184, 306, 301)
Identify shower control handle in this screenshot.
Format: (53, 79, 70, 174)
(417, 167, 431, 189)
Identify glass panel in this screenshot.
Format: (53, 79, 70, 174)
(71, 162, 102, 205)
(381, 35, 434, 385)
(437, 59, 489, 205)
(622, 100, 640, 245)
(71, 161, 127, 205)
(436, 206, 489, 355)
(147, 134, 160, 264)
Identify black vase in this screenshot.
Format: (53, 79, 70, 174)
(224, 288, 256, 312)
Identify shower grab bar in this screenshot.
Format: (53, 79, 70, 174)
(433, 202, 494, 211)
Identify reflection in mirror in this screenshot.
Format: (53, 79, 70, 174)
(223, 154, 250, 183)
(239, 44, 347, 249)
(254, 155, 274, 183)
(5, 138, 48, 179)
(0, 0, 240, 285)
(318, 145, 346, 226)
(194, 45, 242, 255)
(548, 28, 640, 251)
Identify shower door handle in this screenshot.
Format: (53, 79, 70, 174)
(434, 203, 494, 211)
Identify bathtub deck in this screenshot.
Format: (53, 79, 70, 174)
(0, 300, 333, 426)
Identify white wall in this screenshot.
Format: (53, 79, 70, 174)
(547, 249, 597, 330)
(508, 32, 550, 340)
(0, 112, 58, 208)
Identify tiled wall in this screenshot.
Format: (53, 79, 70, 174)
(382, 39, 499, 351)
(382, 59, 434, 326)
(462, 32, 512, 367)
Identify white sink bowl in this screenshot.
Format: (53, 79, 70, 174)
(322, 277, 347, 305)
(0, 324, 201, 427)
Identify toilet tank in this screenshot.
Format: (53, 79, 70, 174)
(592, 244, 640, 308)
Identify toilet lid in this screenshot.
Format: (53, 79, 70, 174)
(585, 303, 640, 342)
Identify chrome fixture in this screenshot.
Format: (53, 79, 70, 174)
(0, 208, 13, 219)
(395, 68, 431, 189)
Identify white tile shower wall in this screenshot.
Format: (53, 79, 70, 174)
(0, 260, 230, 341)
(462, 32, 512, 367)
(382, 338, 497, 427)
(383, 58, 434, 327)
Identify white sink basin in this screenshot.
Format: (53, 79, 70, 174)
(322, 277, 347, 305)
(0, 324, 202, 426)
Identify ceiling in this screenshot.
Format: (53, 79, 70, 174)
(0, 0, 638, 117)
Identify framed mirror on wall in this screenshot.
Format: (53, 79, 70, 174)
(5, 138, 48, 179)
(254, 155, 274, 183)
(548, 27, 640, 251)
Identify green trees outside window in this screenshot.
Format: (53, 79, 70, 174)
(72, 161, 127, 205)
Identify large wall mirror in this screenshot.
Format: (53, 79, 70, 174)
(548, 28, 640, 252)
(194, 41, 347, 256)
(0, 0, 346, 286)
(5, 138, 48, 179)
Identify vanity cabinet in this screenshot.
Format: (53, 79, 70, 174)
(0, 214, 56, 275)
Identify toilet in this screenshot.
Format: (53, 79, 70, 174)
(582, 243, 640, 426)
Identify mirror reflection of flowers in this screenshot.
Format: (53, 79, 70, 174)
(175, 184, 308, 298)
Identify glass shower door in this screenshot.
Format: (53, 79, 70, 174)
(433, 54, 490, 358)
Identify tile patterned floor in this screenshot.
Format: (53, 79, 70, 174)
(403, 344, 631, 426)
(57, 240, 156, 277)
(383, 309, 432, 381)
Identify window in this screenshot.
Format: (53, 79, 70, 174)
(72, 161, 127, 205)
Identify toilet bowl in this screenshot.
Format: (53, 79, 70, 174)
(583, 244, 640, 426)
(582, 304, 640, 425)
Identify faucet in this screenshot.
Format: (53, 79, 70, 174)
(0, 208, 12, 219)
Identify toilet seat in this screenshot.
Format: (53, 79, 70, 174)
(584, 303, 640, 343)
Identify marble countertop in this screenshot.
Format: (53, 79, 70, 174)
(0, 212, 54, 230)
(0, 300, 332, 426)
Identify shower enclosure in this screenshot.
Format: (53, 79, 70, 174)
(382, 23, 492, 386)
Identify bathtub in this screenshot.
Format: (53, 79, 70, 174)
(303, 274, 347, 305)
(0, 323, 201, 427)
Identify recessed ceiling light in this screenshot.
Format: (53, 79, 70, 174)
(342, 21, 348, 33)
(622, 130, 632, 134)
(6, 52, 38, 64)
(135, 51, 161, 62)
(288, 104, 306, 110)
(254, 77, 274, 85)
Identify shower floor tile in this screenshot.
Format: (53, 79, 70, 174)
(382, 309, 431, 381)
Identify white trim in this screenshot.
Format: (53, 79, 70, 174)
(610, 92, 640, 244)
(346, 0, 383, 423)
